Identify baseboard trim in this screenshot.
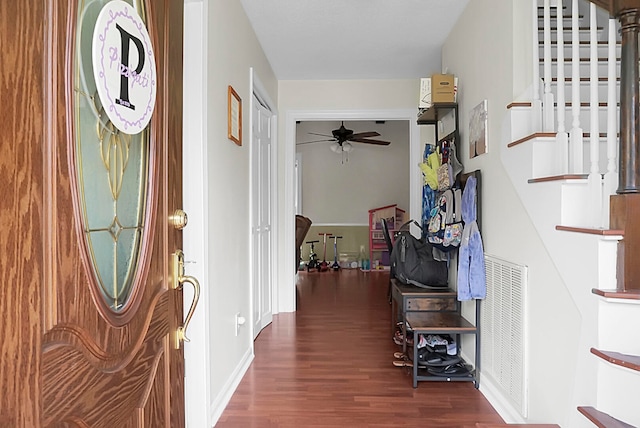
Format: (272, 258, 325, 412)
(479, 375, 527, 424)
(209, 347, 254, 426)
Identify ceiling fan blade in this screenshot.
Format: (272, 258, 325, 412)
(308, 132, 334, 138)
(350, 138, 391, 146)
(350, 131, 380, 139)
(296, 139, 335, 145)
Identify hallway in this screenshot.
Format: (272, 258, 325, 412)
(216, 269, 504, 427)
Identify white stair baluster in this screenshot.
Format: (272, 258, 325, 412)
(569, 0, 583, 174)
(556, 0, 568, 173)
(588, 3, 603, 227)
(603, 18, 619, 228)
(532, 0, 542, 132)
(543, 0, 555, 132)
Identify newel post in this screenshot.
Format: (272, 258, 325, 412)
(616, 8, 640, 193)
(605, 1, 640, 291)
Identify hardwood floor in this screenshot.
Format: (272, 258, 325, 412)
(216, 269, 504, 427)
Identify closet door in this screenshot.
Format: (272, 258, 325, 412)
(252, 94, 274, 338)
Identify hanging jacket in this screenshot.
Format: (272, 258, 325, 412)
(457, 176, 486, 300)
(421, 144, 437, 237)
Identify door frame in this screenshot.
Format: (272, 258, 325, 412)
(183, 2, 211, 427)
(249, 67, 279, 325)
(281, 109, 422, 312)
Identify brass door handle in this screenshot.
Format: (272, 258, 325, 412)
(172, 249, 201, 349)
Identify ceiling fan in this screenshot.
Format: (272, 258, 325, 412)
(298, 121, 391, 154)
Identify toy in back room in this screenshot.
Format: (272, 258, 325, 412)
(331, 235, 343, 271)
(318, 232, 332, 272)
(305, 240, 319, 272)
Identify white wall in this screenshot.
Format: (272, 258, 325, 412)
(184, 1, 581, 425)
(442, 0, 580, 425)
(276, 79, 424, 314)
(183, 1, 278, 426)
(296, 120, 410, 225)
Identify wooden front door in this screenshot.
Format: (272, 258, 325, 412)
(0, 1, 187, 426)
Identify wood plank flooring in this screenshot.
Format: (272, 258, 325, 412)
(216, 269, 504, 427)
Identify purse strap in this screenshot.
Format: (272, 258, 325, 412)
(398, 219, 422, 232)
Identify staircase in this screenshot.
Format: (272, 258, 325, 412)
(502, 0, 640, 426)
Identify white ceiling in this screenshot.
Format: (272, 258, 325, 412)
(239, 0, 470, 80)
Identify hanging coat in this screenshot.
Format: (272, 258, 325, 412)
(457, 175, 486, 300)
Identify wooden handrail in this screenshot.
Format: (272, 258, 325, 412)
(587, 1, 640, 17)
(587, 0, 609, 11)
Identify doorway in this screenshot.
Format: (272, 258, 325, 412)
(281, 109, 423, 313)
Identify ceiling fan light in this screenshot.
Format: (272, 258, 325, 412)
(343, 142, 353, 153)
(330, 142, 340, 153)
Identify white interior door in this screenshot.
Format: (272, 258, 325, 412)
(252, 94, 273, 338)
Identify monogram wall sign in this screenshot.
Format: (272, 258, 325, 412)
(92, 0, 156, 135)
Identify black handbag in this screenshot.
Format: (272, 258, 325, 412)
(390, 220, 448, 289)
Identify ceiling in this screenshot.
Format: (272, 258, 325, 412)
(239, 0, 470, 80)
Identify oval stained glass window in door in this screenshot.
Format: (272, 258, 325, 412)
(73, 0, 151, 311)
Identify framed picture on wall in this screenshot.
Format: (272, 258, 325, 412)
(469, 99, 488, 158)
(228, 85, 242, 146)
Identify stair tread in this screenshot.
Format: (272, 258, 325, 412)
(591, 348, 640, 372)
(547, 57, 619, 62)
(541, 40, 618, 46)
(509, 132, 617, 149)
(508, 132, 556, 148)
(592, 288, 640, 300)
(476, 425, 559, 428)
(551, 77, 620, 82)
(577, 406, 635, 428)
(527, 174, 588, 184)
(506, 102, 533, 109)
(556, 102, 619, 108)
(555, 225, 624, 236)
(540, 26, 603, 31)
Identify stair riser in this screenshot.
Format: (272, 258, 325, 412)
(560, 181, 606, 227)
(541, 61, 620, 78)
(509, 107, 541, 142)
(553, 106, 619, 135)
(528, 139, 609, 179)
(549, 80, 621, 104)
(596, 296, 640, 426)
(529, 135, 610, 177)
(539, 28, 606, 43)
(529, 137, 560, 178)
(596, 364, 640, 427)
(597, 299, 640, 354)
(539, 44, 621, 60)
(508, 106, 618, 144)
(537, 16, 582, 25)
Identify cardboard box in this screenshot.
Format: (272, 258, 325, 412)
(419, 77, 432, 108)
(431, 74, 455, 103)
(418, 74, 457, 108)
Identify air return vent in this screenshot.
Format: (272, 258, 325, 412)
(482, 254, 528, 418)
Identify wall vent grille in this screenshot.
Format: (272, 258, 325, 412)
(482, 254, 528, 418)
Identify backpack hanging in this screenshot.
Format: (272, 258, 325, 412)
(426, 188, 463, 252)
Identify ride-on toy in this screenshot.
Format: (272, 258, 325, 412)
(331, 235, 343, 270)
(305, 240, 319, 272)
(318, 233, 333, 272)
